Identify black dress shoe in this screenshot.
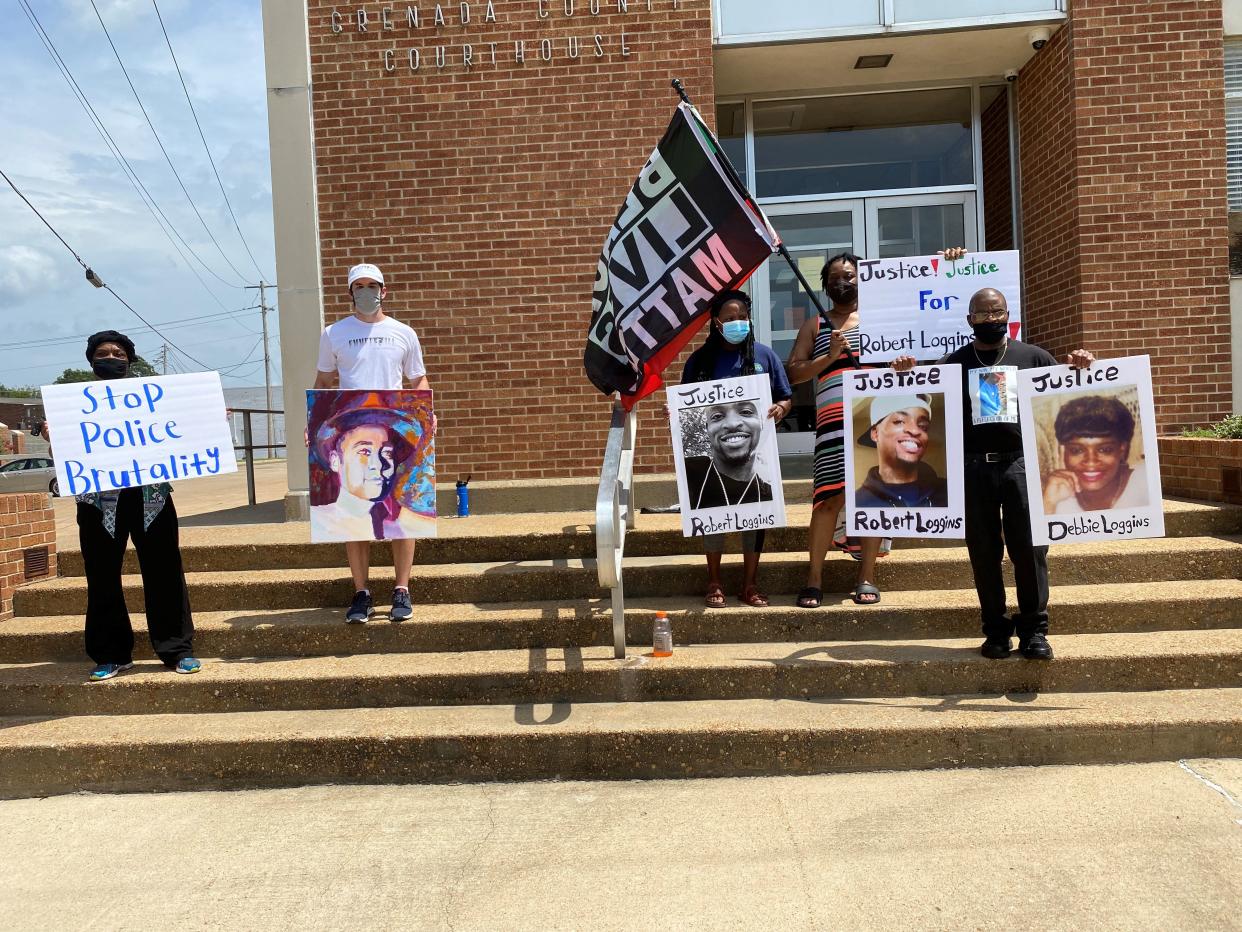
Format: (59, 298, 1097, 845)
(1019, 633, 1054, 660)
(980, 637, 1012, 659)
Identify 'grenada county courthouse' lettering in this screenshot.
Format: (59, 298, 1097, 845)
(63, 382, 225, 494)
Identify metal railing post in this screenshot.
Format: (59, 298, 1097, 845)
(596, 399, 637, 659)
(242, 410, 256, 507)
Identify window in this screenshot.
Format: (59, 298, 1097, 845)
(1227, 41, 1242, 275)
(752, 88, 973, 199)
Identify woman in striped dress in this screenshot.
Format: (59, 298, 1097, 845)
(786, 252, 885, 608)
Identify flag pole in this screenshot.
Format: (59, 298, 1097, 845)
(669, 78, 860, 369)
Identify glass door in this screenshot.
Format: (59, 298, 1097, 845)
(864, 191, 979, 257)
(752, 201, 864, 454)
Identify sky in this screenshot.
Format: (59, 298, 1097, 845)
(0, 0, 278, 391)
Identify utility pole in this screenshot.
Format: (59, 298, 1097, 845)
(155, 343, 168, 375)
(245, 281, 276, 460)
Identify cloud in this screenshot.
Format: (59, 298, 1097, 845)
(0, 246, 64, 303)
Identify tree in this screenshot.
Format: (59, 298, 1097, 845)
(0, 385, 39, 398)
(54, 355, 159, 384)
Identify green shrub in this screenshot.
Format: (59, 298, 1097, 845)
(1182, 414, 1242, 439)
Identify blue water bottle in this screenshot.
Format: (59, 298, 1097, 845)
(455, 476, 470, 517)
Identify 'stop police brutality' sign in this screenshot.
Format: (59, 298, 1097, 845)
(41, 372, 238, 496)
(857, 250, 1023, 363)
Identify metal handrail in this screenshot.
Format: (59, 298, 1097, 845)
(595, 399, 637, 658)
(230, 407, 286, 506)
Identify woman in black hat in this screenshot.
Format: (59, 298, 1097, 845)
(44, 331, 200, 681)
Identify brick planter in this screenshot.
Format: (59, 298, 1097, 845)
(1158, 437, 1242, 505)
(1, 493, 57, 621)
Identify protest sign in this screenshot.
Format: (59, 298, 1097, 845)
(1016, 355, 1164, 545)
(667, 374, 786, 538)
(843, 364, 965, 539)
(857, 250, 1022, 363)
(307, 389, 436, 543)
(585, 101, 779, 408)
(41, 372, 236, 496)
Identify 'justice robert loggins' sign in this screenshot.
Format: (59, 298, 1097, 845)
(41, 372, 238, 496)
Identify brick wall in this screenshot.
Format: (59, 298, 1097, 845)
(980, 89, 1013, 252)
(0, 494, 57, 621)
(307, 0, 714, 480)
(1158, 436, 1242, 504)
(1019, 0, 1231, 431)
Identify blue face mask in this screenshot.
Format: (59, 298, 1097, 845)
(721, 320, 750, 345)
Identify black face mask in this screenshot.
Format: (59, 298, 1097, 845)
(92, 357, 130, 380)
(826, 281, 858, 305)
(971, 321, 1008, 344)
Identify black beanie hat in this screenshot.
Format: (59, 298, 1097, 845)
(85, 330, 136, 363)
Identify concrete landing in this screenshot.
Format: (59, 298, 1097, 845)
(1, 760, 1239, 931)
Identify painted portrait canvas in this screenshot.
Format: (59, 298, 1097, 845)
(306, 389, 436, 543)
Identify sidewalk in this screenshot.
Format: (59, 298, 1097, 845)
(1, 760, 1238, 931)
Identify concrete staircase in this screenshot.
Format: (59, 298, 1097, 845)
(1, 501, 1240, 798)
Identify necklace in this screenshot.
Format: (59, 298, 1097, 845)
(697, 460, 760, 508)
(973, 338, 1009, 369)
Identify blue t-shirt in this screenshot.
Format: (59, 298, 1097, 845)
(681, 343, 793, 401)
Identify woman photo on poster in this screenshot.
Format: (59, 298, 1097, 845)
(1041, 394, 1149, 514)
(681, 290, 792, 608)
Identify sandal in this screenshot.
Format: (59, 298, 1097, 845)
(796, 586, 822, 609)
(852, 582, 881, 605)
(738, 585, 769, 607)
(704, 584, 727, 608)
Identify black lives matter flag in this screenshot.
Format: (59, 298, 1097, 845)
(584, 102, 779, 408)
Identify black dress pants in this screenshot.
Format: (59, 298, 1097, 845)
(77, 491, 194, 666)
(963, 454, 1049, 641)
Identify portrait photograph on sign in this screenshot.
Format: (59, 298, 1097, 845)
(843, 365, 965, 539)
(307, 389, 436, 543)
(856, 250, 1023, 363)
(667, 374, 786, 538)
(1017, 355, 1164, 545)
(41, 371, 237, 496)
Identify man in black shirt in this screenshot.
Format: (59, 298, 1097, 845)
(894, 287, 1094, 660)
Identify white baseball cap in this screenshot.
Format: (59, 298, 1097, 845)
(859, 395, 933, 447)
(347, 263, 385, 287)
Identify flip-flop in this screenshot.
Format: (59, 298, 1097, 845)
(738, 585, 769, 607)
(796, 586, 822, 609)
(852, 582, 881, 605)
(704, 584, 727, 608)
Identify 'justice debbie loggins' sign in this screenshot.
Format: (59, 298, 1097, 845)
(41, 372, 237, 496)
(856, 250, 1023, 363)
(1016, 355, 1164, 545)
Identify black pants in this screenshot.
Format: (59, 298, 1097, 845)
(963, 455, 1049, 641)
(77, 491, 194, 666)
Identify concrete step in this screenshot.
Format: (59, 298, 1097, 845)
(2, 630, 1239, 717)
(1, 687, 1238, 798)
(15, 536, 1242, 616)
(52, 499, 1242, 576)
(4, 580, 1241, 663)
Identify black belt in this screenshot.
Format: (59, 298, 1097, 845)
(967, 451, 1023, 463)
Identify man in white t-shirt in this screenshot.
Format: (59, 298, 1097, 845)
(314, 262, 432, 623)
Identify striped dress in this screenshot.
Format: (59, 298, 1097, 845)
(811, 320, 889, 560)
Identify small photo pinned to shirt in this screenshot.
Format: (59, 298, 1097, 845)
(843, 364, 966, 539)
(667, 373, 786, 539)
(1017, 354, 1164, 545)
(967, 364, 1019, 425)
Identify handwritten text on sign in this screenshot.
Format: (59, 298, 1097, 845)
(41, 372, 238, 495)
(856, 250, 1023, 363)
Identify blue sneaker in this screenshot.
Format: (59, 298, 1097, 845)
(175, 657, 202, 674)
(390, 587, 412, 621)
(88, 662, 134, 682)
(346, 590, 374, 624)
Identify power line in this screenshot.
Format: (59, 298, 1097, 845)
(151, 0, 269, 282)
(1, 166, 214, 370)
(88, 0, 249, 286)
(0, 306, 264, 352)
(17, 0, 242, 299)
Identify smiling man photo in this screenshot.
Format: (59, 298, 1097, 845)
(854, 394, 948, 509)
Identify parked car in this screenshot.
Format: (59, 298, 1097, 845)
(0, 456, 58, 495)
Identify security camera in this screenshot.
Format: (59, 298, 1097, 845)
(1005, 69, 1019, 83)
(1029, 27, 1050, 51)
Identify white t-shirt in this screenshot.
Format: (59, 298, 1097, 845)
(316, 314, 426, 390)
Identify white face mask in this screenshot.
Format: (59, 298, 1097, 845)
(353, 286, 382, 316)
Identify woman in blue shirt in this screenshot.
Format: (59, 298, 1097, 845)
(681, 291, 793, 607)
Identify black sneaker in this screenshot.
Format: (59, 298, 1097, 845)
(980, 637, 1012, 659)
(345, 590, 374, 624)
(390, 587, 412, 622)
(1019, 633, 1054, 660)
